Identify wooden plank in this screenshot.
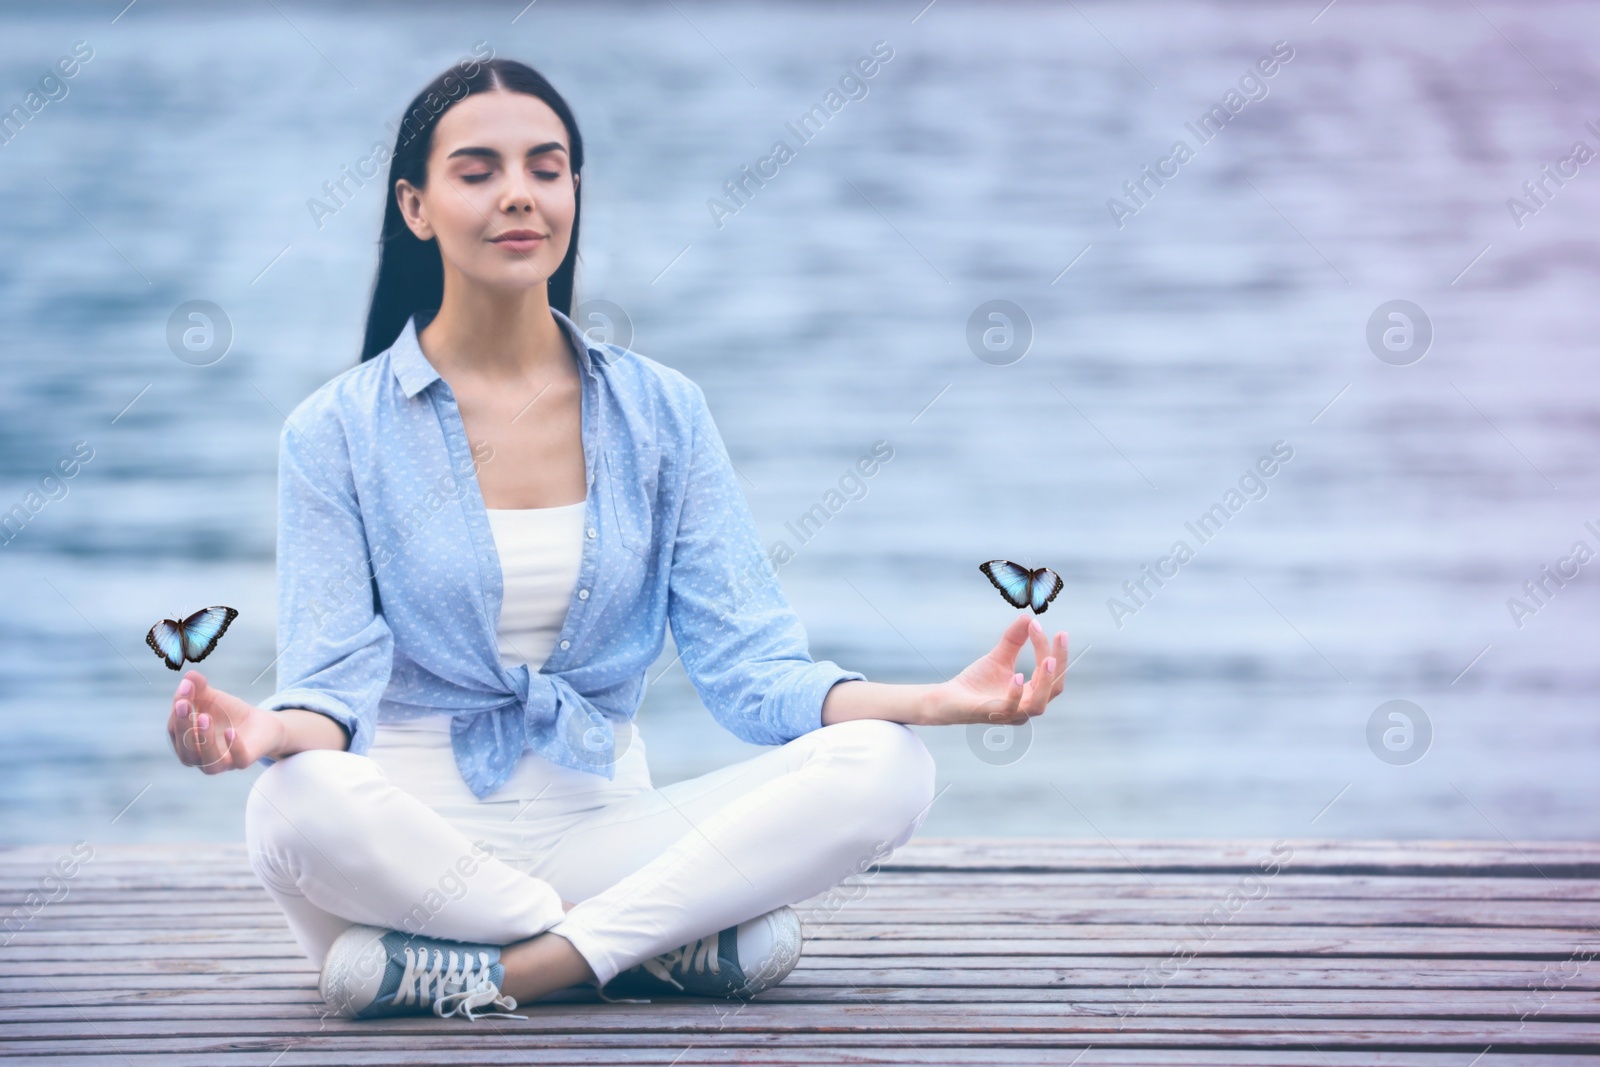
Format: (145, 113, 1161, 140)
(5, 987, 1600, 1017)
(7, 838, 1600, 873)
(3, 839, 1598, 1062)
(13, 899, 1600, 928)
(9, 873, 1600, 902)
(2, 1017, 1599, 1046)
(5, 929, 1597, 958)
(1, 1051, 1594, 1067)
(798, 935, 1600, 957)
(883, 839, 1600, 871)
(8, 869, 1600, 894)
(6, 959, 1593, 1004)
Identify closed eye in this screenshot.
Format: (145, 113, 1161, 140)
(461, 170, 560, 183)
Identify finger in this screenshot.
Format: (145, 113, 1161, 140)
(1025, 615, 1048, 660)
(1008, 670, 1031, 723)
(181, 705, 225, 774)
(194, 710, 228, 773)
(179, 707, 206, 767)
(184, 670, 209, 711)
(204, 714, 244, 773)
(1022, 648, 1054, 716)
(1014, 618, 1052, 715)
(175, 696, 202, 764)
(985, 670, 1027, 725)
(1049, 631, 1070, 697)
(168, 679, 183, 727)
(171, 674, 192, 751)
(172, 672, 200, 762)
(167, 698, 191, 762)
(175, 702, 202, 766)
(1025, 616, 1050, 681)
(991, 613, 1033, 668)
(187, 671, 235, 772)
(1034, 630, 1066, 702)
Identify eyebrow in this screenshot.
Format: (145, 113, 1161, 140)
(446, 142, 569, 162)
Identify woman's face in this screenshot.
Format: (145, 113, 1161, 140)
(395, 89, 577, 294)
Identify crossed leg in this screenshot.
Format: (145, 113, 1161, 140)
(535, 718, 937, 987)
(244, 747, 568, 969)
(244, 718, 937, 997)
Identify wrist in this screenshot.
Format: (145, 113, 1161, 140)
(823, 679, 939, 727)
(914, 682, 945, 726)
(265, 709, 290, 760)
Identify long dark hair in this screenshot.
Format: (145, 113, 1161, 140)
(360, 57, 585, 362)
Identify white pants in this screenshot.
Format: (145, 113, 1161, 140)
(244, 718, 937, 987)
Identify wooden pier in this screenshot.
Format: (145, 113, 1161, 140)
(3, 838, 1599, 1064)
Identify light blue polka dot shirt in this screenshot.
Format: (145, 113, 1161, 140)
(255, 306, 866, 799)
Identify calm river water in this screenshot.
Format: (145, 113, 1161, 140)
(1, 2, 1596, 845)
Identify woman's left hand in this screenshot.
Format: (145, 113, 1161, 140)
(923, 613, 1067, 727)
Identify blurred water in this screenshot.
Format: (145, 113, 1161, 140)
(1, 1, 1596, 847)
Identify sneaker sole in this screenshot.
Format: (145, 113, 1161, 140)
(731, 905, 803, 998)
(319, 924, 390, 1019)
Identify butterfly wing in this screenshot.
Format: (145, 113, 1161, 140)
(979, 560, 1035, 610)
(1029, 568, 1064, 614)
(146, 620, 186, 670)
(178, 606, 239, 664)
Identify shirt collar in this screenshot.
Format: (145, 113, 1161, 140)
(388, 305, 598, 400)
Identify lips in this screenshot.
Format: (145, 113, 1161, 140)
(490, 230, 545, 243)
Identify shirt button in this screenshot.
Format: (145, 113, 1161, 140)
(560, 639, 571, 650)
(578, 589, 589, 600)
(587, 527, 597, 539)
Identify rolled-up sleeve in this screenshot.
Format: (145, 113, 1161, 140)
(665, 383, 865, 745)
(256, 407, 394, 767)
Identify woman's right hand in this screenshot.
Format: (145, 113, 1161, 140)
(168, 670, 284, 773)
(922, 613, 1067, 728)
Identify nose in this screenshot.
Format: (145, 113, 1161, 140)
(500, 169, 535, 215)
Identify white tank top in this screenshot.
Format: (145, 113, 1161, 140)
(369, 501, 650, 805)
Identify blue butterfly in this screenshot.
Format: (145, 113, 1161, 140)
(145, 606, 239, 670)
(980, 560, 1063, 615)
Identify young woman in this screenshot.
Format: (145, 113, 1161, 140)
(165, 58, 1068, 1022)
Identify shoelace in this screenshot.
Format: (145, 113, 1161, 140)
(637, 932, 721, 992)
(394, 945, 527, 1021)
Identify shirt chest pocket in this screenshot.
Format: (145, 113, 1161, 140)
(604, 445, 662, 557)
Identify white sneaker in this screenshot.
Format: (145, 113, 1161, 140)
(600, 905, 803, 1000)
(319, 924, 526, 1021)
